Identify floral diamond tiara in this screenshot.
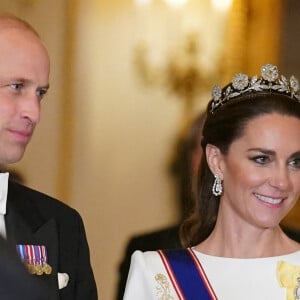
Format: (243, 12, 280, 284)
(210, 64, 300, 113)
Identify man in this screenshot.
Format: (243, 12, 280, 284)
(0, 14, 97, 299)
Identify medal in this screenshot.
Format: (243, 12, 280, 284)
(26, 262, 36, 275)
(16, 244, 52, 275)
(17, 245, 35, 274)
(35, 263, 43, 276)
(42, 262, 52, 275)
(41, 245, 52, 275)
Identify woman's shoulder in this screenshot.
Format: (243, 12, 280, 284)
(131, 248, 189, 262)
(130, 249, 163, 267)
(125, 250, 179, 300)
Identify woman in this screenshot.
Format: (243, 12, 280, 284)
(123, 64, 300, 300)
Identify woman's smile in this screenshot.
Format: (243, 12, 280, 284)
(254, 192, 284, 205)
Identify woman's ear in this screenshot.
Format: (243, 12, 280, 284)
(205, 144, 223, 176)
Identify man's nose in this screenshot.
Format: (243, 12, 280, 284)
(20, 94, 41, 125)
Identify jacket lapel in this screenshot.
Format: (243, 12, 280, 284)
(5, 182, 59, 300)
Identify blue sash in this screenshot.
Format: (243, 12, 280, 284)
(159, 248, 217, 300)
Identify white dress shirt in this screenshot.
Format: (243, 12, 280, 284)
(0, 172, 9, 239)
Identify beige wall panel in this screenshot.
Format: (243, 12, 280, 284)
(70, 2, 182, 298)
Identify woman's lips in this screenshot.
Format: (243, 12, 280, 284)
(254, 193, 284, 205)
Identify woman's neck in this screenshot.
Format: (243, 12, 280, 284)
(194, 215, 300, 258)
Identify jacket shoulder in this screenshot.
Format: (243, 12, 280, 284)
(8, 180, 81, 220)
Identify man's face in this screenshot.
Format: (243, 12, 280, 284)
(0, 27, 50, 164)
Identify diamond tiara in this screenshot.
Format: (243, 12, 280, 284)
(210, 64, 300, 113)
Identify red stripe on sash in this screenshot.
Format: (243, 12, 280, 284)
(158, 248, 218, 300)
(158, 250, 186, 300)
(187, 248, 218, 299)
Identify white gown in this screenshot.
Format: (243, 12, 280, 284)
(123, 248, 300, 300)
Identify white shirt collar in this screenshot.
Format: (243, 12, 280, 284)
(0, 172, 9, 215)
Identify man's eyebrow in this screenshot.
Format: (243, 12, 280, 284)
(6, 77, 49, 88)
(39, 84, 50, 90)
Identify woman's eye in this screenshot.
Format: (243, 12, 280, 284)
(251, 156, 270, 165)
(289, 158, 300, 169)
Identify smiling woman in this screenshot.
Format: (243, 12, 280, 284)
(206, 113, 300, 232)
(123, 64, 300, 300)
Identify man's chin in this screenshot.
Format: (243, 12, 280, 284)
(1, 151, 26, 165)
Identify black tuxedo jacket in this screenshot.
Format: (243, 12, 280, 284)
(5, 180, 98, 300)
(0, 235, 48, 300)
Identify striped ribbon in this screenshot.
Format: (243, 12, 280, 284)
(158, 248, 218, 300)
(16, 244, 52, 275)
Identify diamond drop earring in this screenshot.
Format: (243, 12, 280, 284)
(212, 174, 223, 196)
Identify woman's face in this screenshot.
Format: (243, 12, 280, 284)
(216, 113, 300, 229)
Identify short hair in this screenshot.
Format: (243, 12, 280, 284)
(0, 13, 39, 37)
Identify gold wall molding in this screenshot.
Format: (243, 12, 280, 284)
(15, 0, 37, 7)
(221, 0, 282, 83)
(56, 0, 79, 202)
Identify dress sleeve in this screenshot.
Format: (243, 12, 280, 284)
(123, 250, 179, 300)
(123, 250, 156, 300)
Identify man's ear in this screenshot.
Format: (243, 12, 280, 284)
(205, 144, 223, 176)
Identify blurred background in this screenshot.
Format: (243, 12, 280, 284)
(0, 0, 300, 299)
